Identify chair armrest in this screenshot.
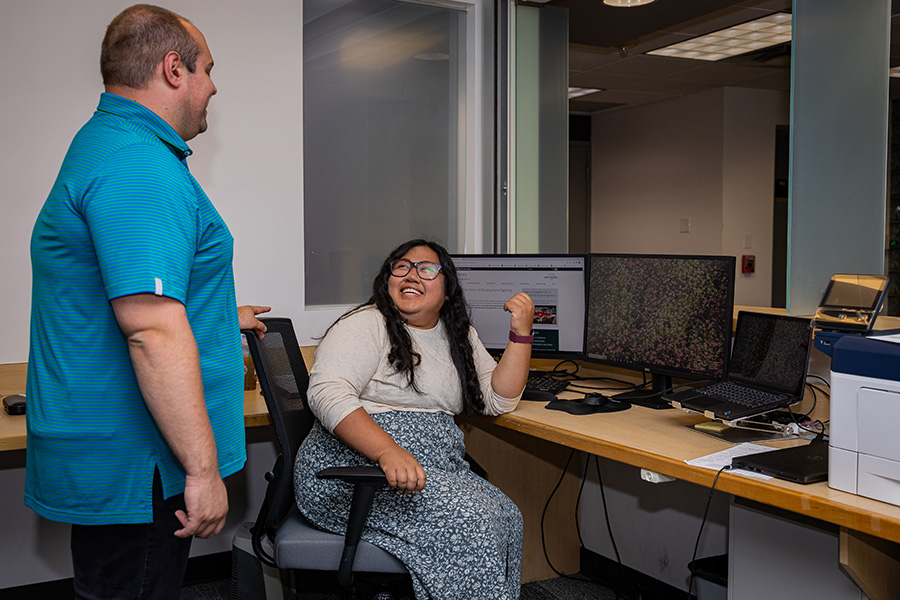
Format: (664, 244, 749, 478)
(316, 465, 388, 486)
(315, 465, 388, 586)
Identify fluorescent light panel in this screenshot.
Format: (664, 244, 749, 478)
(647, 12, 791, 62)
(568, 87, 603, 99)
(603, 0, 656, 6)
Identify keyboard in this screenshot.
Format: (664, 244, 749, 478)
(525, 373, 570, 396)
(696, 381, 787, 408)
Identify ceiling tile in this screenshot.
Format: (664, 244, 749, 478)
(588, 54, 702, 78)
(730, 69, 791, 91)
(569, 71, 646, 90)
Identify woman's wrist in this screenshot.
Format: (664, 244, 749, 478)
(508, 330, 534, 344)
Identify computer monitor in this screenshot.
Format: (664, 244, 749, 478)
(584, 254, 736, 405)
(452, 254, 586, 358)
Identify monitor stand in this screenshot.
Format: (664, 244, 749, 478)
(611, 374, 672, 410)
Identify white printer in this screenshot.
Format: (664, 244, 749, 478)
(829, 335, 900, 506)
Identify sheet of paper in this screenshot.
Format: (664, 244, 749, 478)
(686, 442, 774, 479)
(867, 332, 900, 344)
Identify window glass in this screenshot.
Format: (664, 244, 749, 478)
(304, 0, 467, 306)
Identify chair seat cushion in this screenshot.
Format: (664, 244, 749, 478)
(275, 510, 408, 574)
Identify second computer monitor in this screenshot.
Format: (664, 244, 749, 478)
(452, 254, 586, 358)
(584, 254, 736, 400)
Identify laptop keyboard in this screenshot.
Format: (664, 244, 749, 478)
(526, 373, 569, 395)
(697, 381, 786, 408)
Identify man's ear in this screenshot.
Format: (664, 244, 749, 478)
(161, 51, 184, 88)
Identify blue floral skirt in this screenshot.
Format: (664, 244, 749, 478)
(294, 411, 523, 600)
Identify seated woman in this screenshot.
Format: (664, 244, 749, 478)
(294, 239, 534, 600)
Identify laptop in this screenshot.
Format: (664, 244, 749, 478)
(731, 437, 829, 484)
(665, 311, 814, 421)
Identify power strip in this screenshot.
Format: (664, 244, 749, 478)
(640, 468, 676, 484)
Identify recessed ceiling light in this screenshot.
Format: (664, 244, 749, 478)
(568, 87, 604, 99)
(647, 12, 792, 62)
(603, 0, 656, 6)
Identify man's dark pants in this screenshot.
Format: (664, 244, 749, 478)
(70, 470, 193, 600)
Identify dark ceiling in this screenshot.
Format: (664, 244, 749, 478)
(547, 0, 900, 114)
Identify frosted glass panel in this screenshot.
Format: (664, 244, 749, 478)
(515, 5, 568, 253)
(304, 0, 466, 306)
(788, 0, 889, 314)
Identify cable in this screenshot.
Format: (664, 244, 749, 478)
(806, 374, 831, 388)
(566, 382, 636, 394)
(551, 359, 581, 377)
(593, 456, 622, 564)
(686, 464, 731, 600)
(540, 449, 577, 578)
(541, 451, 636, 599)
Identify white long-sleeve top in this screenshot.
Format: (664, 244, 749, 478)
(308, 305, 521, 433)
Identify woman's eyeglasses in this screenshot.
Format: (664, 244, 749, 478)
(390, 259, 442, 280)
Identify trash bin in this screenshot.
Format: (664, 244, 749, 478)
(688, 554, 728, 600)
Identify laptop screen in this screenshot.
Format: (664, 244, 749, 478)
(728, 312, 813, 396)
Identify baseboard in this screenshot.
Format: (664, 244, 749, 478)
(0, 551, 232, 600)
(578, 546, 695, 600)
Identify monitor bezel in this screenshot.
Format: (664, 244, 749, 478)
(450, 253, 588, 360)
(581, 253, 737, 385)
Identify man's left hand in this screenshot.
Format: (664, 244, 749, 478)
(174, 473, 229, 539)
(238, 305, 271, 338)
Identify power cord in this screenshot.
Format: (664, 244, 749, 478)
(539, 450, 638, 599)
(593, 456, 642, 600)
(686, 464, 731, 600)
(540, 449, 577, 579)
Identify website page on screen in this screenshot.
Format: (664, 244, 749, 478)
(454, 255, 586, 355)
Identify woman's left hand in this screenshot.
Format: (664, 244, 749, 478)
(503, 293, 535, 336)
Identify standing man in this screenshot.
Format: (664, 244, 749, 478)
(26, 5, 268, 598)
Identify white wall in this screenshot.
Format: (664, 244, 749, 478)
(723, 87, 791, 307)
(0, 0, 301, 587)
(591, 88, 725, 256)
(0, 0, 331, 365)
(590, 86, 790, 307)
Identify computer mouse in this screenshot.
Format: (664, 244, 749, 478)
(581, 393, 609, 407)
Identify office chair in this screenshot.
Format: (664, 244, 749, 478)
(230, 317, 408, 599)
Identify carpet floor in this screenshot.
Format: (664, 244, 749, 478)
(180, 574, 619, 600)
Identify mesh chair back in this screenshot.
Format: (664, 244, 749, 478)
(243, 318, 315, 534)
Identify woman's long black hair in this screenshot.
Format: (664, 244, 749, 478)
(333, 239, 485, 415)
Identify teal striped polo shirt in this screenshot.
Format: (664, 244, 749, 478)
(26, 93, 246, 525)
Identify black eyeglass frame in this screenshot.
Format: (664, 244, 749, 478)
(389, 259, 443, 280)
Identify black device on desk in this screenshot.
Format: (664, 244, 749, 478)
(521, 371, 570, 401)
(731, 434, 829, 484)
(546, 392, 631, 414)
(582, 254, 736, 409)
(3, 394, 26, 415)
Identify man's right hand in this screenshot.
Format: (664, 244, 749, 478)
(174, 473, 229, 539)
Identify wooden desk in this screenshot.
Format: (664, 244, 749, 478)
(0, 363, 272, 452)
(462, 369, 900, 594)
(469, 401, 900, 543)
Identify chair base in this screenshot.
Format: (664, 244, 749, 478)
(231, 522, 288, 600)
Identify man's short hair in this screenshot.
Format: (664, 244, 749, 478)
(100, 4, 200, 89)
